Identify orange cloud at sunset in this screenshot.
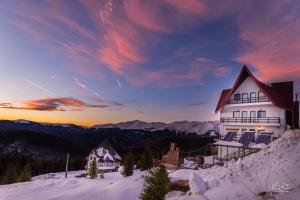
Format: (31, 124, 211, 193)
(0, 98, 110, 112)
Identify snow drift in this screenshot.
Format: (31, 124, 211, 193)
(168, 129, 300, 199)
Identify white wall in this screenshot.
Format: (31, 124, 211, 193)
(230, 77, 261, 99)
(220, 77, 286, 137)
(221, 104, 285, 125)
(87, 152, 120, 170)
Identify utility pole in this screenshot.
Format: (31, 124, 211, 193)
(65, 153, 70, 178)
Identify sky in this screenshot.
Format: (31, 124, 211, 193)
(0, 0, 300, 126)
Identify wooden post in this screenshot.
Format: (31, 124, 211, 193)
(65, 153, 70, 178)
(212, 145, 215, 165)
(226, 146, 228, 158)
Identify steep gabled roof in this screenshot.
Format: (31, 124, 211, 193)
(91, 139, 122, 162)
(215, 65, 293, 112)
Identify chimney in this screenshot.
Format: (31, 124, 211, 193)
(293, 94, 299, 129)
(170, 143, 176, 151)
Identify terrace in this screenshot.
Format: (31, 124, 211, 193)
(226, 96, 270, 105)
(220, 117, 280, 125)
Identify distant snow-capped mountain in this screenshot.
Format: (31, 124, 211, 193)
(93, 120, 219, 135)
(6, 119, 220, 135)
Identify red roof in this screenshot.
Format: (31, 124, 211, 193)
(215, 65, 294, 113)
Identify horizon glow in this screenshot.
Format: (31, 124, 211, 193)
(0, 0, 300, 126)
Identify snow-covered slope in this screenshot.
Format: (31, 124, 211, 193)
(93, 120, 220, 135)
(0, 170, 145, 200)
(168, 129, 300, 200)
(13, 119, 31, 124)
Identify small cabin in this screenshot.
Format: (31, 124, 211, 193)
(86, 140, 122, 173)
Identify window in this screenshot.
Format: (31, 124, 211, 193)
(242, 111, 247, 118)
(250, 92, 256, 102)
(258, 91, 266, 98)
(250, 111, 256, 118)
(242, 93, 248, 103)
(234, 93, 241, 101)
(233, 111, 240, 118)
(257, 110, 266, 118)
(242, 111, 247, 122)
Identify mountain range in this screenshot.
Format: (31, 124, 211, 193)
(93, 120, 220, 135)
(0, 119, 219, 135)
(0, 119, 219, 158)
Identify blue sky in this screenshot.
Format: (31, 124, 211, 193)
(0, 0, 299, 126)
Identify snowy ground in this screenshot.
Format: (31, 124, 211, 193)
(1, 129, 299, 200)
(0, 170, 145, 200)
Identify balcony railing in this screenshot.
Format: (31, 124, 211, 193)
(226, 96, 270, 105)
(220, 117, 280, 124)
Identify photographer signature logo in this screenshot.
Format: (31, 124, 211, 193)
(269, 181, 293, 195)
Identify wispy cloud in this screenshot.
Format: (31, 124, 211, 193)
(132, 56, 231, 88)
(50, 75, 61, 80)
(186, 102, 207, 106)
(9, 0, 300, 89)
(234, 0, 300, 82)
(117, 79, 122, 88)
(0, 97, 110, 112)
(73, 77, 103, 99)
(25, 79, 53, 95)
(9, 0, 219, 88)
(137, 110, 144, 115)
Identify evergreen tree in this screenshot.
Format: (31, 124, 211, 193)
(122, 151, 134, 177)
(18, 162, 32, 182)
(140, 165, 169, 200)
(139, 148, 153, 171)
(88, 158, 98, 179)
(1, 164, 18, 184)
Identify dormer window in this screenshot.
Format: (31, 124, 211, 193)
(234, 93, 241, 101)
(242, 93, 248, 102)
(250, 92, 256, 102)
(258, 91, 266, 98)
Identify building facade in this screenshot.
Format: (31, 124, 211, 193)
(216, 65, 299, 138)
(86, 140, 122, 173)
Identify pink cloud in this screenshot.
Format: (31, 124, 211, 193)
(124, 0, 208, 33)
(137, 110, 144, 115)
(163, 0, 206, 16)
(9, 0, 237, 87)
(124, 0, 172, 32)
(234, 0, 300, 82)
(212, 67, 232, 77)
(132, 57, 229, 88)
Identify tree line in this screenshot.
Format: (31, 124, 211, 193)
(0, 155, 85, 185)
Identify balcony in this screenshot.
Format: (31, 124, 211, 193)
(220, 117, 280, 126)
(226, 96, 270, 105)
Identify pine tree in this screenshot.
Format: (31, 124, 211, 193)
(122, 151, 134, 177)
(18, 162, 32, 182)
(1, 164, 18, 184)
(88, 158, 98, 179)
(140, 165, 169, 200)
(139, 148, 153, 171)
